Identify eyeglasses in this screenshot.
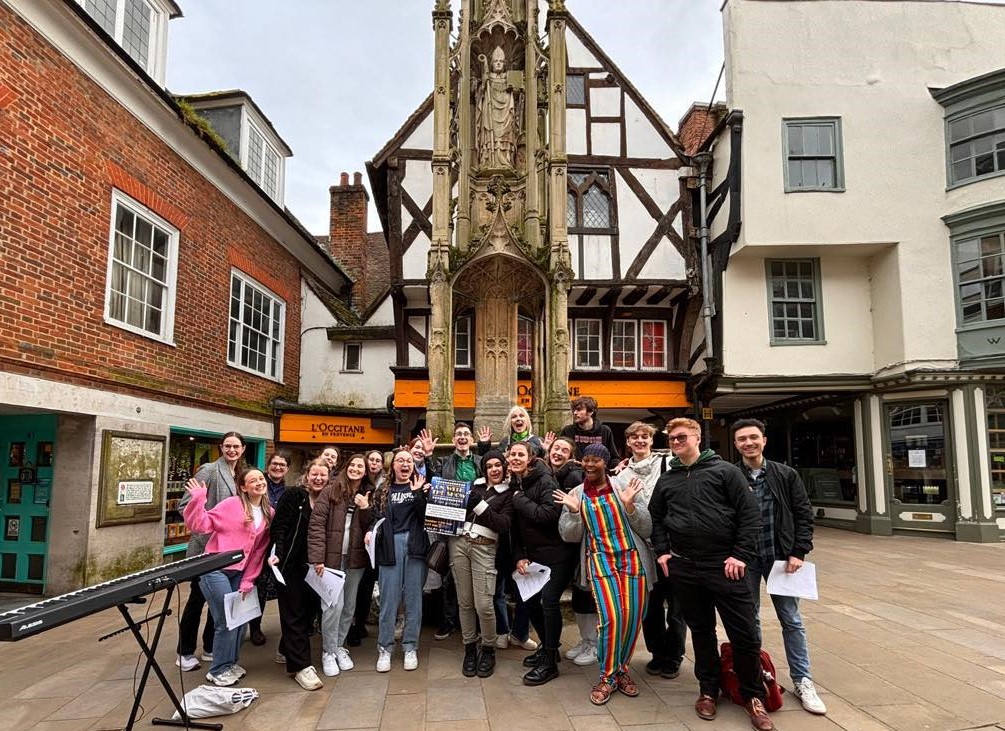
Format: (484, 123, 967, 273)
(668, 433, 695, 443)
(393, 458, 413, 464)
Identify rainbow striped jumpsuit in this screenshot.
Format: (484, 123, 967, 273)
(581, 484, 647, 683)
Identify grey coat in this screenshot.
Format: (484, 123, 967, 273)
(557, 484, 657, 592)
(179, 457, 238, 557)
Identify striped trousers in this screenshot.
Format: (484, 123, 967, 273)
(589, 551, 647, 682)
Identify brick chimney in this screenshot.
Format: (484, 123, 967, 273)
(328, 171, 370, 306)
(677, 102, 728, 156)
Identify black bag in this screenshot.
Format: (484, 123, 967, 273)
(426, 539, 450, 575)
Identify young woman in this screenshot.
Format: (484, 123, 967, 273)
(366, 447, 429, 672)
(345, 449, 388, 648)
(269, 459, 328, 691)
(183, 467, 272, 687)
(509, 441, 576, 686)
(548, 437, 600, 668)
(307, 453, 374, 677)
(176, 431, 246, 671)
(614, 421, 686, 679)
(478, 406, 545, 454)
(451, 449, 513, 678)
(555, 443, 655, 706)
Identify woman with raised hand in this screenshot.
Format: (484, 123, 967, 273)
(307, 453, 374, 678)
(366, 447, 430, 672)
(478, 405, 547, 455)
(269, 459, 328, 690)
(555, 443, 655, 706)
(509, 441, 576, 686)
(183, 467, 272, 687)
(451, 449, 513, 678)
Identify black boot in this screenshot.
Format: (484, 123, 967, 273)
(522, 646, 547, 668)
(522, 649, 559, 686)
(462, 642, 478, 677)
(476, 645, 496, 678)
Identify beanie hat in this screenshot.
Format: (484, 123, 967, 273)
(482, 449, 507, 473)
(582, 443, 610, 463)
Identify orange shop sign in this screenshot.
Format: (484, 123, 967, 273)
(394, 379, 689, 410)
(278, 414, 395, 444)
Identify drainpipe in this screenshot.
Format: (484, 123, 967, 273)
(694, 150, 715, 446)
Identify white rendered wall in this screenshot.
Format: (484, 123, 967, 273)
(722, 0, 1005, 375)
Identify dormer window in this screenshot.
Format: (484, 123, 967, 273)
(246, 122, 281, 202)
(77, 0, 174, 83)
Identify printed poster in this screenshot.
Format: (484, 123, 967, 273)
(424, 477, 471, 536)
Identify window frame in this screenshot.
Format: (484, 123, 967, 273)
(945, 201, 1005, 331)
(517, 315, 534, 371)
(573, 318, 603, 371)
(77, 0, 169, 82)
(765, 258, 826, 345)
(781, 117, 845, 193)
(934, 70, 1005, 190)
(610, 319, 638, 371)
(566, 73, 587, 109)
(342, 342, 362, 373)
(567, 168, 616, 233)
(227, 269, 286, 382)
(103, 189, 179, 344)
(454, 315, 472, 369)
(640, 319, 668, 371)
(243, 119, 284, 204)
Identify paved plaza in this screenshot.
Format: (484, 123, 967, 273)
(2, 527, 1005, 731)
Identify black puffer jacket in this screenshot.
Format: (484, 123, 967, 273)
(650, 451, 760, 568)
(271, 486, 312, 576)
(553, 461, 584, 491)
(511, 460, 577, 567)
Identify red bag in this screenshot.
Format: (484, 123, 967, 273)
(719, 642, 784, 711)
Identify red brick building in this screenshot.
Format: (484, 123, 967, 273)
(0, 0, 351, 594)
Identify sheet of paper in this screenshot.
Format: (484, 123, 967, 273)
(512, 561, 551, 602)
(908, 449, 926, 468)
(305, 566, 346, 608)
(366, 518, 385, 569)
(223, 587, 261, 630)
(766, 559, 818, 600)
(269, 545, 285, 586)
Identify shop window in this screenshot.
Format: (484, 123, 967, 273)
(782, 401, 858, 505)
(228, 270, 285, 381)
(343, 342, 362, 373)
(987, 388, 1005, 510)
(573, 318, 601, 370)
(454, 315, 471, 368)
(766, 259, 824, 344)
(782, 117, 844, 192)
(567, 170, 614, 231)
(104, 190, 178, 343)
(517, 316, 533, 370)
(611, 320, 637, 370)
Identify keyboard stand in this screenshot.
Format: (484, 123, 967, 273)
(101, 584, 223, 731)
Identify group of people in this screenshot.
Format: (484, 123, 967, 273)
(175, 397, 825, 731)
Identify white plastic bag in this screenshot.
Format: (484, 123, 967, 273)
(170, 685, 259, 719)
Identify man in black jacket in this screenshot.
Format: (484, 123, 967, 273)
(650, 418, 775, 731)
(559, 395, 621, 470)
(733, 418, 825, 716)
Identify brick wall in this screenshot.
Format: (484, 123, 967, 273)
(328, 171, 370, 308)
(0, 5, 303, 416)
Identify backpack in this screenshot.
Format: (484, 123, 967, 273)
(719, 642, 784, 711)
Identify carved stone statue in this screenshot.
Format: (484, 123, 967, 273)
(475, 46, 517, 169)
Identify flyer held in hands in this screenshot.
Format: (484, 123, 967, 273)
(424, 477, 470, 536)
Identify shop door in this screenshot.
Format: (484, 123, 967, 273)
(0, 415, 56, 593)
(886, 401, 956, 533)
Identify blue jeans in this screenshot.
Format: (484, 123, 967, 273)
(320, 567, 364, 653)
(747, 558, 812, 683)
(377, 531, 426, 652)
(200, 569, 244, 675)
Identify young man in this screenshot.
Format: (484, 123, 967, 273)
(559, 396, 621, 470)
(650, 418, 776, 731)
(430, 423, 483, 640)
(732, 419, 826, 716)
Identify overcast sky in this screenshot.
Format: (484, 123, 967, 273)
(166, 1, 725, 235)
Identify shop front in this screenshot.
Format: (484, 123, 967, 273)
(276, 410, 397, 473)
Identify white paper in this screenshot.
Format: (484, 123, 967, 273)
(512, 562, 551, 601)
(269, 545, 285, 586)
(305, 566, 346, 609)
(366, 518, 385, 569)
(766, 560, 818, 600)
(908, 449, 926, 468)
(424, 503, 468, 522)
(223, 587, 261, 630)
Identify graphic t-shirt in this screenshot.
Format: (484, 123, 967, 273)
(388, 483, 417, 534)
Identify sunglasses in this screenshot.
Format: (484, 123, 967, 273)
(668, 433, 695, 443)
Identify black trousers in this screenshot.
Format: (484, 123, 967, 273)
(351, 565, 377, 629)
(643, 575, 687, 667)
(177, 578, 215, 656)
(668, 557, 764, 701)
(276, 574, 319, 674)
(525, 555, 576, 651)
(571, 584, 597, 614)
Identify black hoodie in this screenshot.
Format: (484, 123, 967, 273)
(559, 418, 621, 470)
(510, 459, 577, 567)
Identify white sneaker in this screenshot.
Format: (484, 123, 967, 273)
(509, 634, 538, 651)
(175, 654, 200, 671)
(275, 651, 286, 664)
(200, 651, 213, 662)
(495, 634, 509, 650)
(376, 647, 392, 673)
(564, 638, 589, 660)
(205, 668, 239, 687)
(335, 647, 354, 671)
(322, 651, 341, 677)
(394, 616, 404, 640)
(294, 665, 323, 691)
(573, 640, 597, 666)
(231, 663, 246, 679)
(403, 650, 418, 671)
(794, 677, 827, 715)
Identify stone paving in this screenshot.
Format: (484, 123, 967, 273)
(2, 527, 1005, 731)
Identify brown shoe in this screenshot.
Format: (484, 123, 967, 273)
(589, 679, 617, 706)
(616, 672, 639, 697)
(694, 694, 717, 720)
(744, 698, 775, 731)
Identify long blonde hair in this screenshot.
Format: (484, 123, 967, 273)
(235, 468, 273, 527)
